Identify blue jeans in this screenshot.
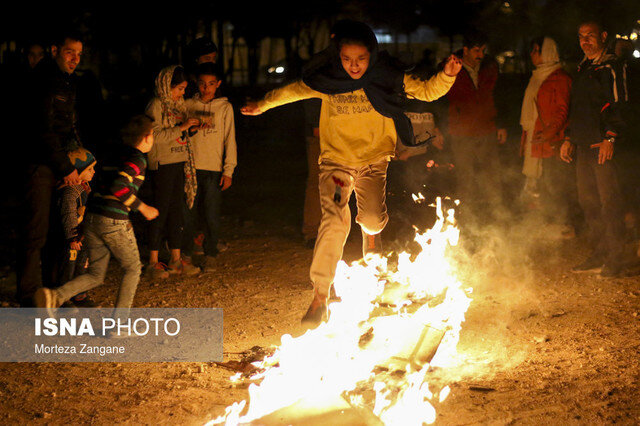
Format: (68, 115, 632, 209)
(55, 213, 142, 308)
(183, 170, 222, 257)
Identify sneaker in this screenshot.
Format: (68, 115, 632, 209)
(362, 230, 383, 259)
(571, 256, 604, 273)
(70, 293, 98, 308)
(145, 262, 169, 280)
(168, 258, 201, 276)
(600, 263, 625, 278)
(301, 292, 328, 327)
(216, 240, 229, 253)
(34, 287, 62, 317)
(201, 255, 217, 272)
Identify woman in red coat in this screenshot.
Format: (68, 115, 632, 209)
(520, 37, 578, 235)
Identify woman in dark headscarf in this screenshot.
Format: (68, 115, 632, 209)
(242, 20, 461, 326)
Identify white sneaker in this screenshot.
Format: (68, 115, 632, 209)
(34, 287, 62, 318)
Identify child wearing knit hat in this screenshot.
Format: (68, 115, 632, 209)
(50, 147, 97, 306)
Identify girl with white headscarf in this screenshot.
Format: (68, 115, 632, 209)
(145, 66, 201, 277)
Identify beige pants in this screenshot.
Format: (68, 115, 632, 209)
(302, 136, 321, 241)
(310, 159, 389, 297)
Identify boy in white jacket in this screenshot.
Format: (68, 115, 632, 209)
(183, 63, 237, 270)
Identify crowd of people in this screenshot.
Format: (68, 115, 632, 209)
(13, 17, 640, 327)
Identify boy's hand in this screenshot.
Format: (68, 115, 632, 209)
(444, 55, 462, 77)
(241, 102, 262, 116)
(220, 175, 232, 191)
(63, 170, 82, 186)
(180, 118, 201, 132)
(138, 203, 159, 221)
(70, 241, 82, 251)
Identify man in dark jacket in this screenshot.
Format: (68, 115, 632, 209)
(17, 31, 84, 305)
(560, 21, 627, 277)
(446, 30, 507, 220)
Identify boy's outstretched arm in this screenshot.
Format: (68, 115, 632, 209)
(241, 81, 323, 116)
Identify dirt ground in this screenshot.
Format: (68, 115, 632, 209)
(1, 108, 640, 425)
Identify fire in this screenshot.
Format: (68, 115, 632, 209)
(208, 196, 472, 425)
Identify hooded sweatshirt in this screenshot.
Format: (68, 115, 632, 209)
(257, 74, 453, 168)
(257, 21, 454, 168)
(185, 95, 237, 176)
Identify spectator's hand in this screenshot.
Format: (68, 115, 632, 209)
(70, 241, 82, 251)
(560, 140, 575, 163)
(432, 128, 444, 150)
(497, 128, 507, 144)
(591, 139, 614, 165)
(63, 170, 82, 186)
(220, 175, 232, 191)
(444, 55, 462, 77)
(179, 118, 201, 132)
(241, 101, 262, 116)
(138, 203, 159, 221)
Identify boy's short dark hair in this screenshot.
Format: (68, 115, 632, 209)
(463, 30, 488, 48)
(52, 30, 83, 48)
(122, 115, 154, 148)
(196, 62, 223, 80)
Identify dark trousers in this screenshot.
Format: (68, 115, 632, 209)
(540, 156, 582, 227)
(148, 163, 185, 251)
(576, 146, 626, 264)
(54, 245, 89, 287)
(16, 165, 56, 304)
(182, 170, 222, 257)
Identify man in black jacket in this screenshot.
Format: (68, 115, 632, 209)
(17, 31, 84, 305)
(560, 21, 627, 277)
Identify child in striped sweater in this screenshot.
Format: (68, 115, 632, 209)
(36, 115, 159, 313)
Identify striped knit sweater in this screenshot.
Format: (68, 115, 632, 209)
(88, 146, 147, 220)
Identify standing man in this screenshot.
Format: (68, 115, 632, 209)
(446, 30, 507, 219)
(17, 31, 84, 306)
(560, 21, 627, 277)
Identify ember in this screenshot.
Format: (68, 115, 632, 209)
(208, 197, 472, 425)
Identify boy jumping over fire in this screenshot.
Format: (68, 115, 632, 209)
(242, 20, 461, 326)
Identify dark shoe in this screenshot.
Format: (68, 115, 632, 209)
(70, 293, 98, 308)
(571, 256, 603, 273)
(599, 263, 625, 278)
(362, 230, 383, 260)
(145, 262, 169, 280)
(168, 258, 201, 276)
(301, 293, 328, 327)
